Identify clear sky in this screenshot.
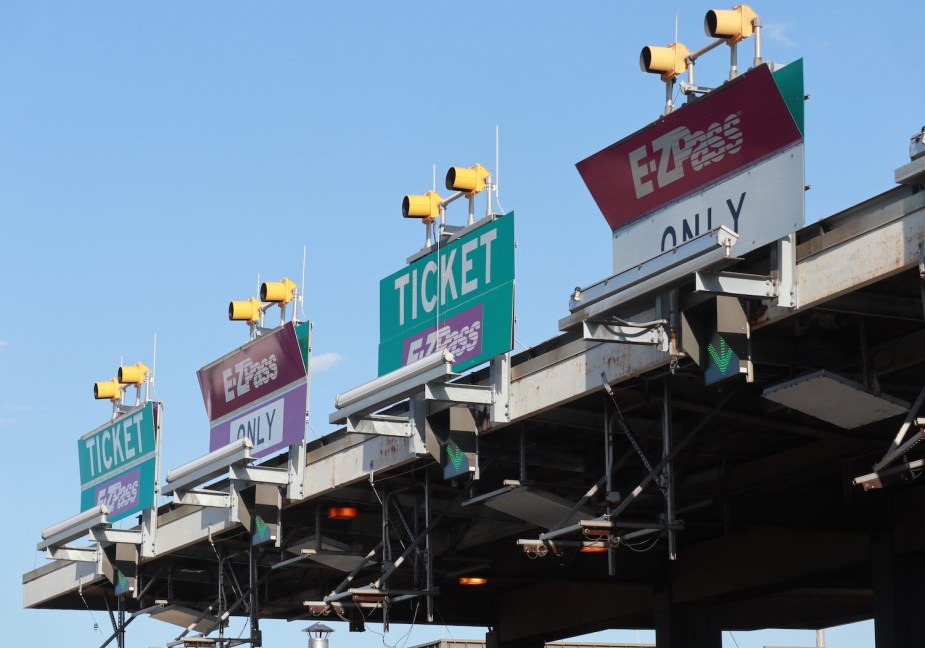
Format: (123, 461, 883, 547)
(2, 1, 916, 645)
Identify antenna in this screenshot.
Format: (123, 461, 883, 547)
(674, 11, 679, 44)
(495, 124, 501, 211)
(150, 332, 157, 402)
(300, 245, 307, 321)
(432, 163, 436, 193)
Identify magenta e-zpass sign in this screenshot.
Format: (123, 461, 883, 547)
(576, 63, 803, 232)
(198, 322, 308, 458)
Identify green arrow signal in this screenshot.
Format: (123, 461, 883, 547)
(446, 442, 464, 471)
(707, 335, 735, 374)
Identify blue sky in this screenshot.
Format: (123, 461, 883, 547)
(2, 1, 915, 645)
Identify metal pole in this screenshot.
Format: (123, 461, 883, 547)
(250, 544, 261, 647)
(118, 595, 125, 648)
(875, 384, 925, 471)
(611, 389, 736, 519)
(730, 42, 738, 79)
(753, 17, 763, 67)
(663, 376, 677, 560)
(425, 469, 434, 623)
(217, 549, 226, 643)
(606, 405, 616, 576)
(664, 79, 674, 115)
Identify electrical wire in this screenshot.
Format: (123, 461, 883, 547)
(79, 589, 105, 637)
(621, 534, 661, 553)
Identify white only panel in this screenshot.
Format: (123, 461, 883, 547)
(612, 145, 804, 274)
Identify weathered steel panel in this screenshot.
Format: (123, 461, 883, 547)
(508, 340, 669, 424)
(796, 202, 925, 308)
(22, 559, 100, 609)
(302, 434, 424, 499)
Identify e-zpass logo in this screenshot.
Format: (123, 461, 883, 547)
(96, 478, 139, 512)
(406, 321, 481, 364)
(628, 113, 743, 199)
(223, 354, 279, 403)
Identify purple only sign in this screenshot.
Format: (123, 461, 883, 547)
(401, 304, 484, 366)
(209, 381, 307, 458)
(93, 467, 141, 519)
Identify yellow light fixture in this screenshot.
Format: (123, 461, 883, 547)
(445, 163, 490, 198)
(402, 190, 444, 223)
(118, 362, 150, 386)
(229, 297, 262, 323)
(260, 278, 298, 304)
(639, 42, 691, 81)
(580, 543, 609, 554)
(93, 378, 122, 401)
(704, 4, 758, 44)
(327, 506, 358, 520)
(458, 576, 488, 586)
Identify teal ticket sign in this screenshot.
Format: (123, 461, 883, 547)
(78, 402, 158, 523)
(379, 212, 515, 375)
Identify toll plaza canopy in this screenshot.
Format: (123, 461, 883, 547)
(24, 172, 925, 648)
(22, 63, 925, 648)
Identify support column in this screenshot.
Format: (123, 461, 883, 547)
(872, 534, 925, 648)
(655, 590, 721, 648)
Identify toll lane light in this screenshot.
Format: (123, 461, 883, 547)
(446, 163, 490, 197)
(704, 5, 758, 43)
(94, 377, 122, 401)
(229, 297, 262, 323)
(640, 42, 691, 81)
(402, 190, 444, 223)
(261, 278, 298, 304)
(118, 362, 150, 386)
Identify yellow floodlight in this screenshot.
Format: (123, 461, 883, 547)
(640, 42, 691, 81)
(94, 378, 122, 401)
(445, 163, 490, 197)
(704, 5, 758, 44)
(402, 190, 444, 223)
(118, 362, 151, 386)
(260, 278, 298, 304)
(229, 297, 262, 323)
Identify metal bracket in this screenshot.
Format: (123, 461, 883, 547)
(695, 271, 777, 297)
(172, 489, 233, 508)
(424, 382, 493, 405)
(918, 241, 925, 321)
(287, 439, 307, 501)
(230, 464, 290, 485)
(583, 319, 665, 347)
(694, 233, 797, 307)
(92, 528, 143, 545)
(346, 414, 413, 437)
(776, 233, 796, 307)
(47, 546, 100, 562)
(490, 353, 511, 424)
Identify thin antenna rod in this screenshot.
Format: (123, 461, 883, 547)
(152, 333, 157, 382)
(495, 124, 500, 208)
(150, 332, 157, 402)
(300, 245, 307, 321)
(432, 164, 436, 193)
(675, 11, 679, 43)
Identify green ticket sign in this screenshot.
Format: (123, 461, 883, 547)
(379, 213, 515, 375)
(78, 402, 158, 523)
